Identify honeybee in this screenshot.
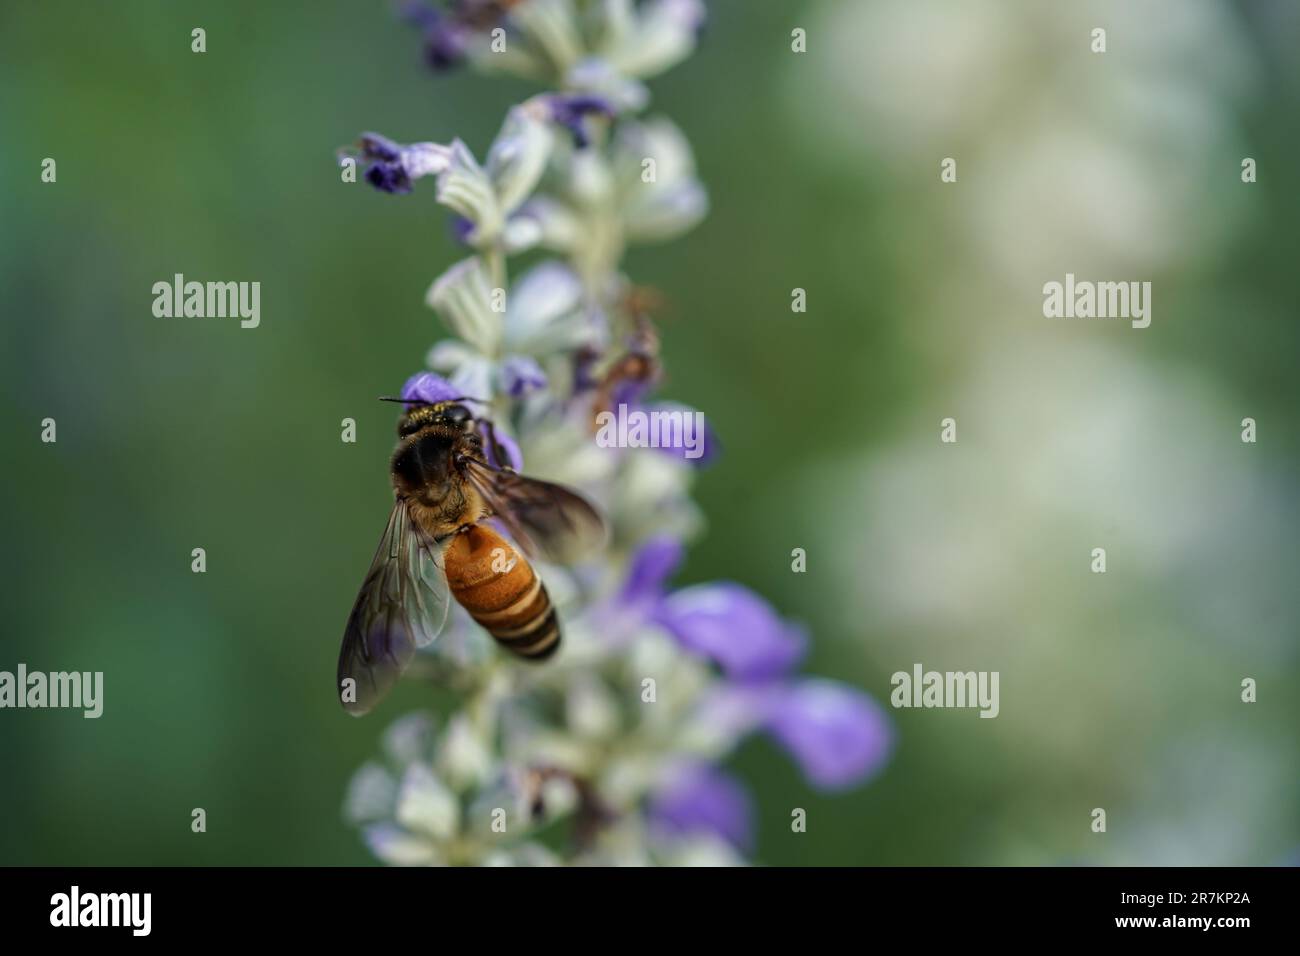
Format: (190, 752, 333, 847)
(456, 0, 527, 31)
(337, 397, 604, 716)
(590, 314, 662, 429)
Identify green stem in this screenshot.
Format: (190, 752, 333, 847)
(485, 244, 507, 296)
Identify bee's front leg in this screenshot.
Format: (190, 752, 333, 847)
(478, 418, 515, 471)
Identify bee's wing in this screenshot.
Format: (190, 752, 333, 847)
(337, 498, 450, 716)
(462, 458, 606, 564)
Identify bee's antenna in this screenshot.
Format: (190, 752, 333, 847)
(378, 394, 490, 405)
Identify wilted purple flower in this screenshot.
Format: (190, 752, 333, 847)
(347, 133, 451, 195)
(544, 93, 617, 148)
(648, 760, 753, 851)
(400, 1, 472, 71)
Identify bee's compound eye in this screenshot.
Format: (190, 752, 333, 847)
(442, 403, 472, 425)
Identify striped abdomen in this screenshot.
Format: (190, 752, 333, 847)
(442, 524, 560, 660)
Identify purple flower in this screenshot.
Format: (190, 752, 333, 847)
(609, 375, 654, 409)
(653, 583, 806, 681)
(648, 761, 753, 851)
(397, 372, 520, 467)
(401, 2, 472, 71)
(355, 133, 412, 194)
(545, 94, 617, 148)
(571, 347, 602, 396)
(349, 133, 451, 195)
(646, 685, 892, 848)
(765, 680, 893, 791)
(603, 519, 893, 796)
(686, 680, 893, 794)
(619, 534, 683, 609)
(498, 355, 548, 398)
(607, 540, 801, 680)
(449, 215, 476, 246)
(400, 371, 461, 405)
(358, 132, 402, 163)
(647, 401, 717, 466)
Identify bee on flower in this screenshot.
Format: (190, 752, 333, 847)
(335, 0, 892, 866)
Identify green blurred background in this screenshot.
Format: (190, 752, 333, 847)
(1, 0, 1297, 865)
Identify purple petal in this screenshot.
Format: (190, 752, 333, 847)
(545, 93, 617, 148)
(648, 761, 753, 852)
(619, 535, 684, 607)
(350, 134, 450, 195)
(610, 374, 655, 409)
(499, 355, 548, 397)
(422, 26, 470, 71)
(449, 215, 476, 246)
(400, 2, 470, 71)
(647, 402, 717, 465)
(653, 583, 806, 680)
(365, 162, 412, 194)
(571, 347, 601, 395)
(359, 132, 403, 162)
(764, 679, 893, 792)
(356, 134, 411, 194)
(400, 371, 461, 405)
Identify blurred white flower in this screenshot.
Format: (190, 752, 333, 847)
(793, 339, 1294, 781)
(425, 258, 598, 425)
(382, 712, 436, 765)
(594, 0, 707, 80)
(364, 823, 444, 867)
(508, 0, 585, 77)
(395, 762, 460, 841)
(612, 117, 708, 243)
(437, 714, 495, 792)
(344, 763, 397, 825)
(787, 0, 1258, 281)
(426, 256, 499, 355)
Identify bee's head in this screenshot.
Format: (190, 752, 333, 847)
(387, 400, 482, 502)
(389, 399, 474, 437)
